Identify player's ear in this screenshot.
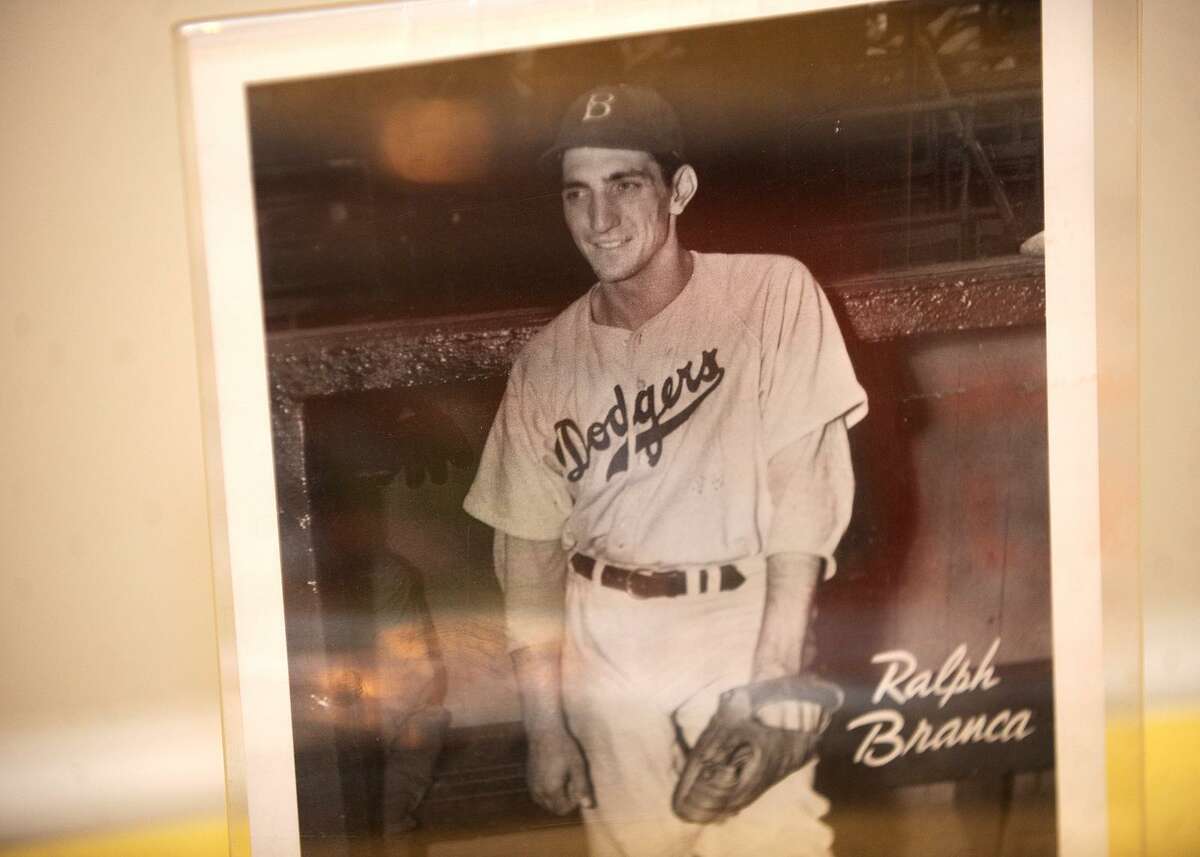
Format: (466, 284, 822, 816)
(669, 164, 698, 216)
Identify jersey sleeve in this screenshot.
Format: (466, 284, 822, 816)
(766, 417, 855, 579)
(758, 259, 868, 458)
(463, 357, 571, 542)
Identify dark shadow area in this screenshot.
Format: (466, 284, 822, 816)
(250, 0, 1042, 330)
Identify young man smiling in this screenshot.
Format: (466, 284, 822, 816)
(464, 84, 868, 856)
(559, 145, 696, 321)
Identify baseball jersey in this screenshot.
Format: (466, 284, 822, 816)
(463, 252, 867, 570)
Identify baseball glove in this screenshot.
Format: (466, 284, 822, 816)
(671, 674, 843, 824)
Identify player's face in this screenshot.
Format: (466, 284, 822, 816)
(561, 147, 675, 286)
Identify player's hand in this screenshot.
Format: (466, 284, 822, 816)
(751, 553, 822, 729)
(750, 661, 817, 730)
(754, 696, 825, 731)
(526, 724, 596, 815)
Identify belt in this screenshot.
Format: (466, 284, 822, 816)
(569, 553, 745, 599)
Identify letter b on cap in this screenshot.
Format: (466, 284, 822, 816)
(583, 91, 615, 122)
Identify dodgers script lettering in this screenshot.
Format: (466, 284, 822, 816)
(553, 348, 725, 482)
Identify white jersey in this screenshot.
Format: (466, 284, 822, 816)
(464, 251, 867, 568)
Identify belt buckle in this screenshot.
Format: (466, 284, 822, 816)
(625, 568, 657, 599)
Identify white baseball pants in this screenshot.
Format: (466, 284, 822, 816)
(561, 561, 835, 857)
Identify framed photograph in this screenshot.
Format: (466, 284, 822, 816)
(177, 1, 1109, 855)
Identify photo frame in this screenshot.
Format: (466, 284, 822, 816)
(176, 1, 1111, 855)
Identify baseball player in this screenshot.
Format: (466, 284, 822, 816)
(464, 84, 867, 857)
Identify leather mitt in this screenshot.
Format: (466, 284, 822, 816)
(672, 674, 843, 824)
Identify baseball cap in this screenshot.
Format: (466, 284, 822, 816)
(542, 83, 685, 164)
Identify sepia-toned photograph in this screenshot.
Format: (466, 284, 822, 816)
(233, 0, 1053, 854)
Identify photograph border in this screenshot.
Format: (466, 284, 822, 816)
(174, 1, 1111, 854)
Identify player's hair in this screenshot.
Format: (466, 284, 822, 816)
(650, 152, 685, 187)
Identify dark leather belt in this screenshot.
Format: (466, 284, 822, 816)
(570, 553, 745, 599)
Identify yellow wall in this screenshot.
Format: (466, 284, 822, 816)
(0, 0, 362, 850)
(1139, 2, 1200, 856)
(1094, 2, 1144, 854)
(0, 1, 1196, 855)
